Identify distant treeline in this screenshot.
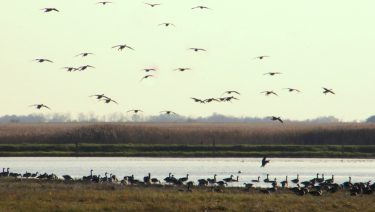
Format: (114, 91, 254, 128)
(0, 123, 374, 145)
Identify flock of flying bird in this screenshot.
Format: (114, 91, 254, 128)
(34, 2, 336, 123)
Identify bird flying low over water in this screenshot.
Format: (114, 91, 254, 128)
(191, 98, 205, 104)
(191, 6, 211, 10)
(189, 48, 207, 52)
(222, 91, 240, 96)
(261, 157, 270, 167)
(269, 116, 284, 123)
(78, 65, 95, 71)
(29, 104, 51, 110)
(264, 72, 282, 76)
(323, 87, 335, 95)
(174, 68, 191, 72)
(284, 88, 301, 93)
(112, 44, 134, 51)
(90, 94, 107, 100)
(160, 111, 177, 115)
(41, 8, 59, 13)
(159, 23, 175, 27)
(34, 59, 53, 63)
(97, 1, 112, 5)
(254, 56, 270, 60)
(261, 91, 278, 96)
(140, 75, 155, 81)
(76, 53, 94, 57)
(127, 109, 143, 114)
(144, 3, 161, 7)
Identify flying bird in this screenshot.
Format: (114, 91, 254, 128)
(192, 6, 211, 10)
(174, 68, 191, 72)
(78, 65, 95, 71)
(112, 44, 134, 51)
(90, 94, 107, 100)
(97, 1, 112, 5)
(254, 56, 270, 60)
(41, 8, 59, 13)
(261, 157, 270, 167)
(76, 53, 94, 57)
(189, 48, 207, 52)
(222, 91, 240, 96)
(204, 98, 220, 103)
(34, 59, 53, 63)
(261, 91, 278, 96)
(29, 104, 51, 110)
(161, 111, 177, 115)
(264, 72, 282, 76)
(284, 88, 301, 93)
(222, 96, 239, 102)
(323, 87, 335, 95)
(101, 97, 118, 104)
(62, 67, 78, 72)
(269, 116, 283, 123)
(127, 109, 143, 114)
(144, 3, 161, 7)
(143, 68, 157, 72)
(159, 23, 175, 27)
(191, 98, 205, 104)
(140, 75, 155, 81)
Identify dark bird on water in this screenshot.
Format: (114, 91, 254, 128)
(323, 87, 335, 95)
(284, 88, 300, 93)
(189, 48, 207, 52)
(269, 116, 283, 123)
(34, 59, 53, 63)
(30, 104, 51, 110)
(261, 91, 278, 96)
(112, 44, 134, 51)
(261, 157, 270, 167)
(41, 8, 59, 13)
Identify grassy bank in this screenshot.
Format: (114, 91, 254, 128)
(0, 144, 375, 158)
(0, 179, 373, 212)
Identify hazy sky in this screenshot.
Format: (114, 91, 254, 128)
(1, 0, 375, 121)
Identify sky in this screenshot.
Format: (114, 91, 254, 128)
(1, 0, 375, 122)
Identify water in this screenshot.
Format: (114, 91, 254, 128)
(1, 157, 374, 187)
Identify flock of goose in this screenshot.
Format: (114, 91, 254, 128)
(1, 168, 373, 196)
(32, 2, 337, 123)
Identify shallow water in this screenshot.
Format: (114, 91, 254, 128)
(1, 157, 374, 187)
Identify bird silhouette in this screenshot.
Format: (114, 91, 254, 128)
(254, 56, 269, 60)
(264, 72, 282, 76)
(62, 67, 78, 72)
(261, 157, 270, 167)
(140, 75, 155, 81)
(192, 6, 211, 10)
(174, 68, 191, 72)
(34, 59, 53, 63)
(189, 48, 207, 52)
(127, 109, 143, 114)
(284, 88, 301, 93)
(159, 23, 175, 27)
(41, 8, 59, 13)
(101, 97, 118, 104)
(261, 91, 278, 96)
(204, 98, 220, 103)
(76, 53, 94, 57)
(112, 44, 134, 51)
(191, 98, 205, 104)
(78, 65, 95, 71)
(143, 68, 157, 72)
(29, 104, 51, 110)
(269, 116, 283, 123)
(90, 94, 107, 100)
(323, 87, 335, 95)
(97, 1, 112, 5)
(222, 91, 240, 96)
(222, 96, 239, 102)
(161, 111, 177, 115)
(144, 3, 161, 7)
